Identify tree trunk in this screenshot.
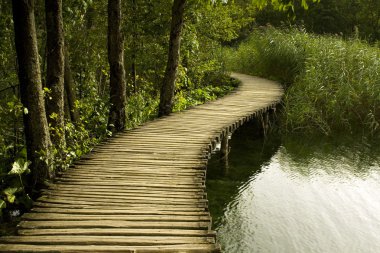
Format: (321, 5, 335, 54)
(107, 0, 127, 132)
(64, 90, 70, 120)
(12, 0, 52, 187)
(45, 0, 65, 149)
(131, 0, 137, 93)
(158, 0, 186, 117)
(64, 46, 79, 123)
(131, 51, 137, 93)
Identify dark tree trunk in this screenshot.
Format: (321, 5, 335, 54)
(64, 46, 79, 123)
(64, 91, 70, 120)
(158, 0, 186, 117)
(12, 0, 52, 186)
(131, 0, 137, 93)
(107, 0, 127, 132)
(131, 51, 137, 93)
(96, 67, 108, 97)
(45, 0, 65, 148)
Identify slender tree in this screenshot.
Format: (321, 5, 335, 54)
(64, 45, 79, 123)
(45, 0, 65, 148)
(107, 0, 127, 132)
(12, 0, 52, 186)
(131, 0, 137, 92)
(158, 0, 186, 117)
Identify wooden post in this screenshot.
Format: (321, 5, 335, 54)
(220, 133, 229, 175)
(220, 134, 228, 158)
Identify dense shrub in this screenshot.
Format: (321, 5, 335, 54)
(225, 28, 380, 135)
(225, 28, 307, 86)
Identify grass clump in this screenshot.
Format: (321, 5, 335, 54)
(225, 28, 380, 135)
(225, 28, 307, 86)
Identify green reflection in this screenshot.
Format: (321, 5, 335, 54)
(206, 122, 380, 253)
(206, 121, 281, 227)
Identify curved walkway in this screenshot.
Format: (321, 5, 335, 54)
(0, 73, 283, 252)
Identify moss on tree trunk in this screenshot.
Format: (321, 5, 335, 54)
(12, 0, 52, 187)
(107, 0, 127, 132)
(158, 0, 186, 117)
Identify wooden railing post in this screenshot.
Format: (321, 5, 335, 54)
(220, 133, 229, 174)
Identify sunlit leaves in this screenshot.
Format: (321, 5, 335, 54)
(2, 187, 20, 204)
(8, 159, 31, 176)
(251, 0, 320, 11)
(0, 200, 6, 209)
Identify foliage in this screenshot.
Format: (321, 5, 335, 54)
(0, 95, 25, 169)
(224, 28, 306, 86)
(125, 89, 160, 129)
(254, 0, 380, 43)
(0, 159, 33, 222)
(225, 28, 380, 135)
(252, 0, 320, 11)
(0, 2, 17, 92)
(174, 77, 237, 112)
(284, 34, 380, 135)
(1, 0, 246, 222)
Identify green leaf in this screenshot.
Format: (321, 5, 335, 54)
(8, 159, 31, 175)
(301, 0, 309, 10)
(49, 112, 58, 120)
(0, 199, 6, 209)
(2, 187, 21, 204)
(43, 87, 51, 93)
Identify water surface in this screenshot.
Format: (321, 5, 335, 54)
(207, 122, 380, 253)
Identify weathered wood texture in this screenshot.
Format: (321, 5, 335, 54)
(0, 73, 283, 252)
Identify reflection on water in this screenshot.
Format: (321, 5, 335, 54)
(206, 122, 380, 253)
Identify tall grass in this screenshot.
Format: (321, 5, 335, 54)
(225, 28, 307, 86)
(225, 28, 380, 135)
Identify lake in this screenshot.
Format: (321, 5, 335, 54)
(207, 121, 380, 253)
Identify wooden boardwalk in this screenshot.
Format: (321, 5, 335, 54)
(0, 73, 283, 252)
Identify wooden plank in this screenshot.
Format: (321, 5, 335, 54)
(58, 172, 205, 179)
(49, 181, 206, 189)
(55, 177, 203, 185)
(22, 213, 211, 222)
(18, 220, 211, 230)
(0, 235, 216, 245)
(36, 197, 208, 207)
(68, 167, 206, 173)
(29, 208, 209, 216)
(57, 174, 204, 182)
(46, 186, 204, 194)
(32, 202, 207, 212)
(45, 185, 205, 194)
(0, 244, 221, 252)
(17, 228, 216, 237)
(60, 167, 206, 175)
(72, 160, 207, 166)
(41, 189, 205, 199)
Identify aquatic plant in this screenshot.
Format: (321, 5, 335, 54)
(225, 28, 380, 135)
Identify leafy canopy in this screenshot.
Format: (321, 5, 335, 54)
(205, 0, 320, 11)
(252, 0, 320, 11)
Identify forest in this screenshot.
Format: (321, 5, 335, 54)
(1, 0, 379, 234)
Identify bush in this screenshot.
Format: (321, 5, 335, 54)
(173, 73, 237, 112)
(224, 28, 307, 86)
(225, 28, 380, 135)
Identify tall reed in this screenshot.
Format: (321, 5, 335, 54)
(225, 28, 380, 135)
